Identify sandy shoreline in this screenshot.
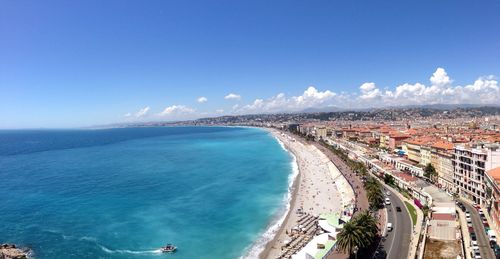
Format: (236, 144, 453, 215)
(257, 129, 354, 259)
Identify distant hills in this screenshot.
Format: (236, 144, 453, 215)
(299, 103, 500, 113)
(100, 104, 500, 128)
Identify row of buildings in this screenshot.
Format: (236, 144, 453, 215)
(286, 120, 500, 235)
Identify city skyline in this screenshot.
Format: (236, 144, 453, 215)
(1, 0, 499, 128)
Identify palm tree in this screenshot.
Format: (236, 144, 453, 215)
(367, 188, 384, 210)
(336, 211, 379, 256)
(364, 176, 379, 187)
(336, 220, 365, 256)
(353, 211, 379, 241)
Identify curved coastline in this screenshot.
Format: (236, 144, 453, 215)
(240, 129, 300, 259)
(251, 128, 352, 259)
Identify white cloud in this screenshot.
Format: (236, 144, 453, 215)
(158, 105, 195, 116)
(430, 67, 452, 87)
(197, 97, 208, 103)
(125, 107, 150, 118)
(123, 68, 499, 119)
(234, 86, 338, 113)
(135, 106, 150, 118)
(231, 68, 499, 113)
(354, 68, 499, 107)
(359, 82, 382, 100)
(224, 93, 241, 100)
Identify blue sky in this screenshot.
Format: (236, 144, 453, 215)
(1, 0, 499, 128)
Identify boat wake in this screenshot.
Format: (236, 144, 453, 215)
(99, 245, 162, 255)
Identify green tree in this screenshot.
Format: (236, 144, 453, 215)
(364, 177, 380, 193)
(364, 177, 384, 210)
(383, 174, 395, 186)
(367, 188, 385, 210)
(336, 219, 365, 255)
(424, 163, 437, 182)
(336, 211, 379, 256)
(352, 211, 379, 242)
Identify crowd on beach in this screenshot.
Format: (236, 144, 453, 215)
(261, 131, 356, 259)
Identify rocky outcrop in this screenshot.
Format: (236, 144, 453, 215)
(0, 244, 27, 259)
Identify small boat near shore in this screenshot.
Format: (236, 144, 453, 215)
(160, 244, 177, 253)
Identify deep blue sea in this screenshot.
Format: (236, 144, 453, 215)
(0, 127, 293, 259)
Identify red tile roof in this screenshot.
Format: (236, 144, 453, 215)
(432, 213, 455, 221)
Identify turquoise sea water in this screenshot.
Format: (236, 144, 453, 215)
(0, 127, 292, 259)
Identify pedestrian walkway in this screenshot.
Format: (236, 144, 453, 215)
(311, 142, 370, 259)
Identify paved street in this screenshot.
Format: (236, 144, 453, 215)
(379, 187, 412, 259)
(461, 199, 495, 259)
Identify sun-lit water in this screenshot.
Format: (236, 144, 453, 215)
(0, 127, 292, 259)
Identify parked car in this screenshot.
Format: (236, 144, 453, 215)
(387, 223, 393, 231)
(467, 222, 473, 228)
(488, 229, 497, 242)
(466, 211, 471, 217)
(385, 198, 391, 205)
(471, 232, 477, 241)
(490, 239, 497, 248)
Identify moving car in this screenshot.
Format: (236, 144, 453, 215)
(396, 206, 402, 212)
(387, 223, 393, 231)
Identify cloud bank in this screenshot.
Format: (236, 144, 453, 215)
(234, 68, 498, 114)
(123, 68, 499, 121)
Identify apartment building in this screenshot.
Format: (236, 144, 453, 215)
(404, 140, 423, 164)
(430, 141, 454, 192)
(453, 144, 500, 205)
(485, 167, 500, 236)
(420, 146, 432, 166)
(316, 126, 327, 139)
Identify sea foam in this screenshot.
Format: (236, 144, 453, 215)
(240, 133, 300, 259)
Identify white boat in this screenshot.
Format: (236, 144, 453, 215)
(161, 244, 177, 253)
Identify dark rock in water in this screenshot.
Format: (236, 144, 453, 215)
(0, 244, 28, 259)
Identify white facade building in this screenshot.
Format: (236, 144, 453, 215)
(453, 144, 500, 205)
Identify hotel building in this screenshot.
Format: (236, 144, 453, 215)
(453, 143, 500, 205)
